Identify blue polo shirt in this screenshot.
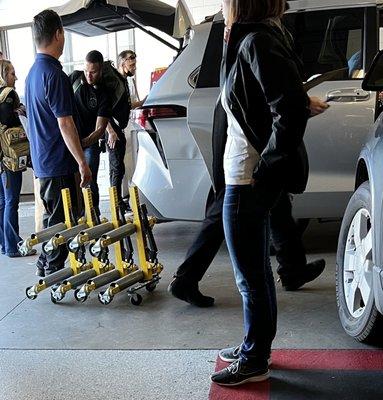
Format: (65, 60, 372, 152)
(25, 53, 77, 178)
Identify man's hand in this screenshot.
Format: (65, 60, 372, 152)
(107, 129, 119, 149)
(15, 106, 26, 117)
(309, 96, 329, 117)
(81, 135, 92, 148)
(79, 162, 92, 188)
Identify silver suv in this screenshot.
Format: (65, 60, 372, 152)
(59, 0, 382, 222)
(131, 0, 382, 222)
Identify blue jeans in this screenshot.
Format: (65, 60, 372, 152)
(223, 184, 280, 367)
(0, 170, 23, 256)
(84, 143, 101, 214)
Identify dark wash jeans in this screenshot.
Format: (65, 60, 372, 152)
(37, 174, 78, 274)
(0, 170, 23, 256)
(107, 131, 126, 202)
(175, 188, 307, 283)
(84, 143, 101, 215)
(223, 183, 281, 367)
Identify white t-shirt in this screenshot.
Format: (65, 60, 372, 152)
(221, 83, 260, 185)
(220, 18, 282, 186)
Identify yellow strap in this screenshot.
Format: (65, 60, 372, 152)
(0, 87, 14, 104)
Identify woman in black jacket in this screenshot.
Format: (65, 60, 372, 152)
(211, 0, 311, 386)
(0, 60, 36, 257)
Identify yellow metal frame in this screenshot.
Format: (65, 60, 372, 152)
(109, 186, 124, 271)
(129, 186, 154, 280)
(26, 189, 87, 296)
(62, 188, 80, 275)
(82, 187, 108, 275)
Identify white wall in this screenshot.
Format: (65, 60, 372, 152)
(186, 0, 221, 24)
(133, 0, 221, 98)
(162, 0, 221, 24)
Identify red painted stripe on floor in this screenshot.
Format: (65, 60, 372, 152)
(209, 349, 383, 400)
(209, 359, 270, 400)
(271, 349, 383, 371)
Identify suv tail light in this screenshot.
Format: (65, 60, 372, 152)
(130, 105, 186, 169)
(130, 105, 186, 132)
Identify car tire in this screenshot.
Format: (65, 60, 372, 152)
(336, 182, 383, 342)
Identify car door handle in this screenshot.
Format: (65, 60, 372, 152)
(326, 88, 370, 102)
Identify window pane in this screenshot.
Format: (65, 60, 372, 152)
(134, 27, 177, 97)
(283, 8, 364, 80)
(379, 12, 383, 49)
(7, 27, 35, 100)
(196, 21, 224, 89)
(60, 31, 117, 75)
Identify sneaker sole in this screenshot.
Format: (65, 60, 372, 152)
(211, 370, 270, 386)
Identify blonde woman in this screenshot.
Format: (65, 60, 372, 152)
(211, 0, 311, 385)
(0, 60, 36, 257)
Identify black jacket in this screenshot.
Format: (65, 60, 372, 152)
(0, 87, 21, 128)
(216, 21, 310, 194)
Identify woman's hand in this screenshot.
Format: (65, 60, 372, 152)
(309, 96, 329, 117)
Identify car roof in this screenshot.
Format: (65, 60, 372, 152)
(288, 0, 383, 11)
(212, 0, 382, 25)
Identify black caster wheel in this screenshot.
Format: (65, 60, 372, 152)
(25, 286, 37, 300)
(50, 292, 57, 304)
(130, 293, 143, 306)
(145, 282, 157, 292)
(89, 243, 99, 258)
(74, 289, 87, 303)
(41, 241, 50, 256)
(98, 292, 112, 305)
(50, 290, 64, 304)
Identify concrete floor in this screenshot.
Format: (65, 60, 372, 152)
(0, 201, 379, 399)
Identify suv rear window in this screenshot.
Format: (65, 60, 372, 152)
(196, 21, 224, 88)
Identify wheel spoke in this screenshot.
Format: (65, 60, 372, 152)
(359, 272, 371, 306)
(344, 249, 358, 272)
(353, 211, 367, 249)
(346, 280, 358, 314)
(361, 229, 373, 262)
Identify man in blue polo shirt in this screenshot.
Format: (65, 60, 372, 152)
(26, 9, 91, 276)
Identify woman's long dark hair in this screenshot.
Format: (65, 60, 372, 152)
(228, 0, 286, 25)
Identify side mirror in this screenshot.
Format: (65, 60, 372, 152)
(362, 50, 383, 91)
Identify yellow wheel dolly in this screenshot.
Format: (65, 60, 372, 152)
(70, 186, 128, 303)
(97, 187, 162, 305)
(25, 188, 103, 301)
(73, 186, 163, 305)
(49, 188, 111, 303)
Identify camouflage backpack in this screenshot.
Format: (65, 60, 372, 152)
(0, 87, 30, 172)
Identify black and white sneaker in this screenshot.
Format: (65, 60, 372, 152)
(211, 360, 269, 386)
(219, 345, 272, 365)
(219, 345, 241, 363)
